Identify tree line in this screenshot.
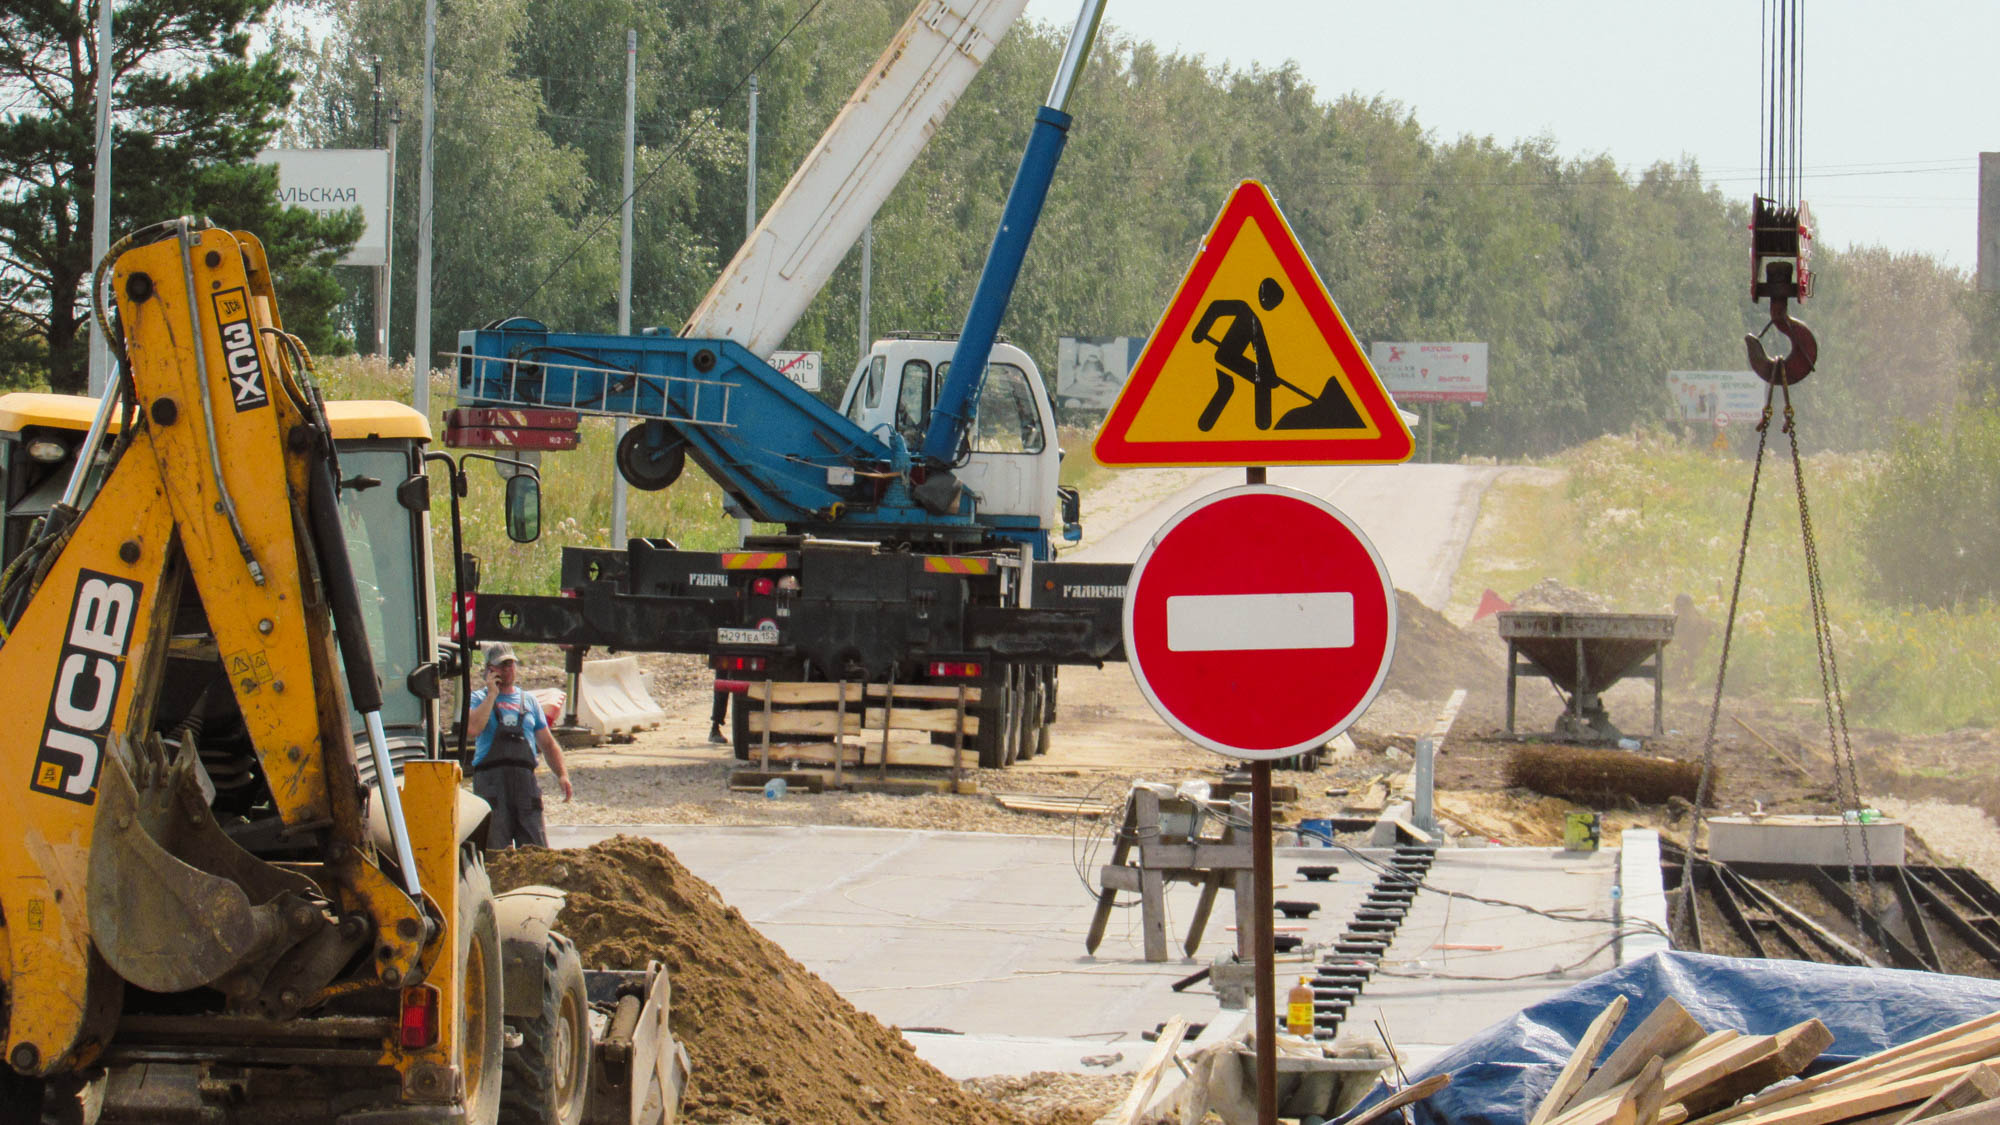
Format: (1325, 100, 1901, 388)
(5, 0, 1991, 455)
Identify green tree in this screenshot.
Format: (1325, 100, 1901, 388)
(0, 0, 361, 394)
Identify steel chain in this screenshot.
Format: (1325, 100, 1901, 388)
(1681, 383, 1777, 935)
(1780, 382, 1875, 924)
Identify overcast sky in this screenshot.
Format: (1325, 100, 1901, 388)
(1021, 0, 1992, 270)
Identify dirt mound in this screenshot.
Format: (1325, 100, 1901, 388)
(1510, 578, 1612, 613)
(1384, 589, 1504, 698)
(488, 837, 1024, 1125)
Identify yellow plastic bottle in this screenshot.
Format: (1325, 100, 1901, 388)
(1286, 976, 1315, 1037)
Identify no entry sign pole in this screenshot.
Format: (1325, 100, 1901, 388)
(1122, 471, 1399, 1125)
(1245, 466, 1277, 1125)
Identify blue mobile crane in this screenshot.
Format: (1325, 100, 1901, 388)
(454, 1, 1128, 767)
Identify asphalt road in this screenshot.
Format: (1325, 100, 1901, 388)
(1068, 463, 1510, 610)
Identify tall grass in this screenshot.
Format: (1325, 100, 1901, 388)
(1455, 427, 2000, 733)
(311, 356, 743, 622)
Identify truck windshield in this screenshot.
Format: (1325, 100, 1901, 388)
(334, 446, 426, 734)
(937, 362, 1045, 453)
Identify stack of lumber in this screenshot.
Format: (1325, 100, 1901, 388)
(741, 681, 979, 770)
(1529, 999, 2000, 1125)
(990, 793, 1116, 818)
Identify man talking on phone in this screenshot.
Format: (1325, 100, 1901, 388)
(465, 642, 574, 848)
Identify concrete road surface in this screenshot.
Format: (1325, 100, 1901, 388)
(1069, 464, 1507, 611)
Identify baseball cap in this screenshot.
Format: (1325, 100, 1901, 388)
(483, 642, 518, 667)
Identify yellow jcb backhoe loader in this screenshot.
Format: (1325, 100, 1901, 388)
(0, 218, 685, 1124)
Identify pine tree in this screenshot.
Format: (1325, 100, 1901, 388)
(0, 0, 362, 394)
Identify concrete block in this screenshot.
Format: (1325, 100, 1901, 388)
(1707, 814, 1904, 867)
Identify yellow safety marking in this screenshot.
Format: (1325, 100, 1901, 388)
(922, 556, 994, 575)
(721, 551, 792, 570)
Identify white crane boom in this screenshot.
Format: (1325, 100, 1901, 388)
(681, 0, 1030, 354)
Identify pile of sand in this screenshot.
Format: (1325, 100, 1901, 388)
(488, 837, 1026, 1125)
(1509, 578, 1613, 613)
(1383, 589, 1504, 698)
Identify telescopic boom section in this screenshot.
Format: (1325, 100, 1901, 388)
(681, 0, 1031, 353)
(920, 0, 1107, 468)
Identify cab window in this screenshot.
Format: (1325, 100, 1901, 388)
(844, 354, 887, 424)
(937, 362, 1044, 454)
(894, 360, 932, 446)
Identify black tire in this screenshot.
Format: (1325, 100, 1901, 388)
(460, 852, 506, 1125)
(1009, 668, 1035, 765)
(615, 422, 687, 491)
(973, 671, 1009, 769)
(731, 694, 752, 762)
(499, 934, 589, 1125)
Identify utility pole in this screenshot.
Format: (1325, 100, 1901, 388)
(413, 0, 438, 414)
(380, 111, 400, 358)
(88, 0, 113, 396)
(738, 73, 759, 545)
(612, 29, 637, 546)
(858, 222, 872, 366)
(1981, 152, 2000, 293)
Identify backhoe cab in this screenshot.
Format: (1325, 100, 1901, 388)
(0, 219, 682, 1124)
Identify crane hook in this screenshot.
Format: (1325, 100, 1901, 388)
(1744, 293, 1818, 387)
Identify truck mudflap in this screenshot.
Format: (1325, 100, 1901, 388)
(581, 964, 688, 1125)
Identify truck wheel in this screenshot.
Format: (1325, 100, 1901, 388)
(460, 852, 506, 1125)
(499, 933, 589, 1125)
(1010, 670, 1036, 765)
(731, 696, 752, 762)
(973, 673, 1009, 769)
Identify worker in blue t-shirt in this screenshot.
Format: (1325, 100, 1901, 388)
(466, 642, 573, 848)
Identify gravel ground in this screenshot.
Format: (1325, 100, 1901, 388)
(1869, 796, 2000, 885)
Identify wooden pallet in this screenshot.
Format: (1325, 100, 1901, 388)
(739, 679, 983, 775)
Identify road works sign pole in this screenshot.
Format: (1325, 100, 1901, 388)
(1244, 466, 1276, 1125)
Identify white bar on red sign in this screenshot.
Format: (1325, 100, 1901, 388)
(1164, 592, 1354, 653)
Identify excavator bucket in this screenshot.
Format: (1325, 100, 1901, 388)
(581, 964, 688, 1125)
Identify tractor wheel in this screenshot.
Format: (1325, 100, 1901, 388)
(499, 933, 589, 1125)
(459, 852, 506, 1125)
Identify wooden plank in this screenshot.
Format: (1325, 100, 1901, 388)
(1681, 1020, 1833, 1117)
(1721, 1063, 1985, 1125)
(1692, 1014, 2000, 1125)
(864, 683, 981, 703)
(1345, 1074, 1453, 1125)
(1533, 995, 1631, 1125)
(741, 681, 983, 704)
(1096, 1016, 1187, 1125)
(1894, 1065, 2000, 1125)
(747, 710, 861, 736)
(864, 706, 980, 735)
(742, 681, 864, 705)
(1575, 998, 1708, 1107)
(1910, 1099, 2000, 1125)
(1553, 1031, 1770, 1125)
(1615, 1058, 1667, 1125)
(1430, 687, 1469, 743)
(747, 739, 975, 771)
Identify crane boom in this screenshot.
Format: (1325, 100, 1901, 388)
(681, 0, 1030, 353)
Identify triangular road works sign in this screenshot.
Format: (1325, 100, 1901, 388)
(1093, 180, 1414, 467)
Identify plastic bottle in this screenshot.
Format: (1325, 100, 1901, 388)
(1286, 976, 1315, 1037)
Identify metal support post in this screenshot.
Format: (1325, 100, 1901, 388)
(88, 0, 113, 395)
(1252, 760, 1277, 1125)
(612, 27, 638, 547)
(1413, 737, 1436, 834)
(413, 0, 438, 414)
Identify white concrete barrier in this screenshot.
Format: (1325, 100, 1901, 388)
(577, 656, 668, 734)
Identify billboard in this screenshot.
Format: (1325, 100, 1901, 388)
(254, 148, 391, 267)
(1056, 335, 1145, 410)
(768, 350, 822, 392)
(1367, 341, 1488, 403)
(1666, 370, 1768, 423)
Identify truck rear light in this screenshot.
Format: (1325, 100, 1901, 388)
(714, 656, 767, 673)
(399, 985, 441, 1049)
(928, 661, 983, 679)
(752, 577, 776, 595)
(777, 576, 800, 592)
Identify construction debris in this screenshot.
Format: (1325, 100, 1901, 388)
(1520, 999, 2000, 1125)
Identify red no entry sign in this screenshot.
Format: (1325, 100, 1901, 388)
(1123, 485, 1397, 759)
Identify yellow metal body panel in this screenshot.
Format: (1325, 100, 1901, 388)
(0, 391, 430, 443)
(397, 761, 468, 1100)
(0, 227, 433, 1081)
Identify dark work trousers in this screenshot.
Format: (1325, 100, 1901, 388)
(474, 715, 547, 848)
(473, 765, 547, 849)
(711, 688, 729, 726)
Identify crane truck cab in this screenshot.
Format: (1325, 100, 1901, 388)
(836, 334, 1077, 548)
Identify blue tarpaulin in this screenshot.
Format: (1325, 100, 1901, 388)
(1340, 952, 2000, 1125)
